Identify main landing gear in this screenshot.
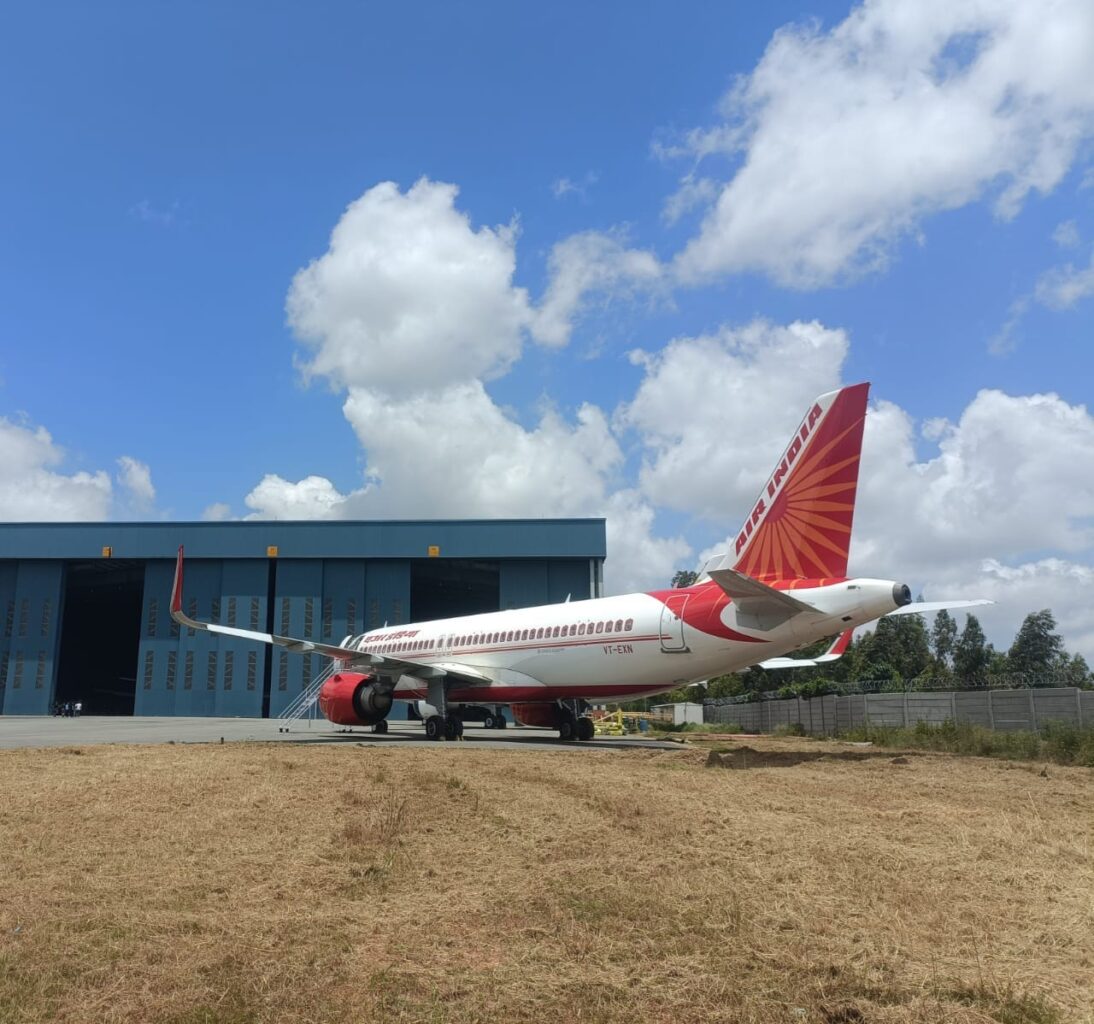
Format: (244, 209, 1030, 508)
(422, 678, 465, 741)
(558, 701, 596, 742)
(424, 715, 464, 741)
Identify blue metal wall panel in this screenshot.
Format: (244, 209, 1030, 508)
(269, 560, 325, 718)
(174, 560, 224, 718)
(214, 561, 268, 718)
(2, 562, 64, 715)
(134, 560, 269, 719)
(268, 559, 387, 717)
(320, 561, 368, 643)
(0, 563, 18, 714)
(548, 561, 594, 605)
(500, 559, 594, 609)
(499, 561, 547, 610)
(365, 560, 410, 631)
(134, 561, 176, 717)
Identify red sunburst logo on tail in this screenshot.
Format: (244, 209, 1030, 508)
(733, 383, 869, 582)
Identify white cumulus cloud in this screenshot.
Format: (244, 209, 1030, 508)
(1035, 246, 1094, 309)
(671, 0, 1094, 287)
(116, 456, 155, 511)
(245, 475, 353, 520)
(618, 319, 848, 520)
(853, 390, 1094, 573)
(531, 231, 664, 349)
(0, 417, 113, 521)
(202, 502, 233, 522)
(835, 389, 1094, 658)
(287, 178, 532, 396)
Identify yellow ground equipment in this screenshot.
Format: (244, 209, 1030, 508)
(593, 710, 628, 736)
(592, 709, 669, 735)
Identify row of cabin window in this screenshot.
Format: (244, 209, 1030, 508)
(369, 618, 635, 656)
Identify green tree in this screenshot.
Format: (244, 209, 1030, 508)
(1008, 609, 1065, 682)
(706, 672, 748, 699)
(1053, 652, 1092, 689)
(856, 615, 930, 682)
(931, 608, 958, 668)
(953, 614, 993, 684)
(671, 569, 699, 589)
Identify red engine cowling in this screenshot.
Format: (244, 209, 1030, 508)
(318, 672, 393, 726)
(510, 703, 562, 729)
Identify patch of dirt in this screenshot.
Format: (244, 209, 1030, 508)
(705, 745, 922, 769)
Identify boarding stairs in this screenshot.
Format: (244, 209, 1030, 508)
(277, 662, 338, 725)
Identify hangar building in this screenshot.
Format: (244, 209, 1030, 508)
(0, 519, 606, 718)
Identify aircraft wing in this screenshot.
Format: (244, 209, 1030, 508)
(170, 547, 455, 685)
(758, 629, 853, 669)
(885, 599, 993, 617)
(707, 567, 817, 630)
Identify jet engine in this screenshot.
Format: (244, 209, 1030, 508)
(317, 672, 393, 727)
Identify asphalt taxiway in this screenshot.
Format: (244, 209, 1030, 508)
(0, 715, 683, 752)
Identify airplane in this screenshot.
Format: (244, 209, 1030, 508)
(170, 381, 989, 741)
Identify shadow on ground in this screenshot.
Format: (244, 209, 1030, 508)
(284, 730, 681, 751)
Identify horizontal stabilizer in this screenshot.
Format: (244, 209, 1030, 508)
(708, 567, 817, 631)
(885, 599, 993, 617)
(759, 629, 853, 669)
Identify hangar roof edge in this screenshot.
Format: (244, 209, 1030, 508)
(0, 519, 607, 561)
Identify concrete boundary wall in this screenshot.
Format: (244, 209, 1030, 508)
(705, 687, 1091, 735)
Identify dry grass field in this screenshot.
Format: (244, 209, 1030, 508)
(0, 736, 1091, 1024)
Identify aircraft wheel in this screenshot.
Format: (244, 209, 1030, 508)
(444, 716, 460, 740)
(483, 712, 496, 729)
(577, 717, 595, 741)
(425, 716, 444, 741)
(558, 717, 577, 742)
(373, 720, 388, 735)
(497, 717, 507, 729)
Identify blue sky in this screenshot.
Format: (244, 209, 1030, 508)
(2, 0, 1094, 658)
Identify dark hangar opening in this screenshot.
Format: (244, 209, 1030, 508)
(54, 562, 144, 715)
(410, 559, 499, 623)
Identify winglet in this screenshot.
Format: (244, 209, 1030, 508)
(171, 545, 185, 617)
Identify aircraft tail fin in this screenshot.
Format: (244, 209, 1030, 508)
(730, 382, 869, 581)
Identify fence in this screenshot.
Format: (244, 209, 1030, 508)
(704, 687, 1094, 735)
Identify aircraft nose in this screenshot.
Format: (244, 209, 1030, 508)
(892, 583, 912, 607)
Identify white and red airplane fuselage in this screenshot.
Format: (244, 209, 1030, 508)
(318, 576, 909, 718)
